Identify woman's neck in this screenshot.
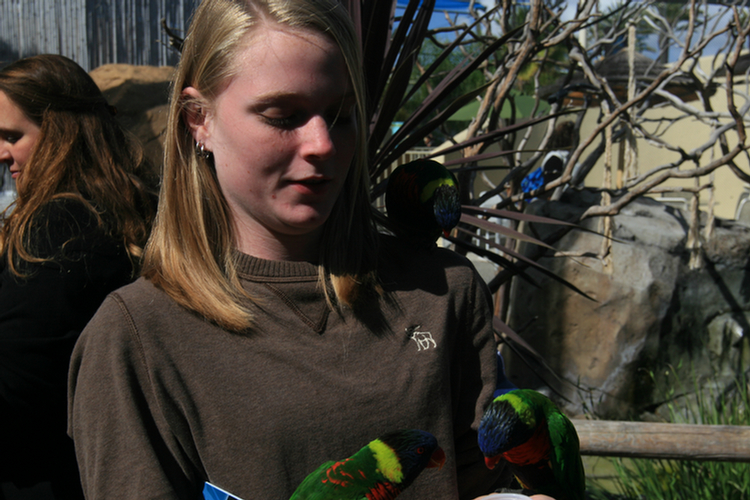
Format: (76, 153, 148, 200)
(234, 224, 321, 263)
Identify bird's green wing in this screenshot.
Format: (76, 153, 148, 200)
(546, 410, 586, 500)
(289, 461, 336, 500)
(290, 454, 382, 500)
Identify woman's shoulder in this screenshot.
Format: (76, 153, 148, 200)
(106, 277, 173, 313)
(34, 197, 98, 225)
(377, 233, 482, 290)
(80, 278, 181, 345)
(379, 233, 475, 268)
(79, 277, 227, 369)
(103, 277, 217, 333)
(29, 198, 107, 254)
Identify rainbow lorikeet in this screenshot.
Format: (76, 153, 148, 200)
(289, 429, 446, 500)
(385, 159, 461, 249)
(478, 389, 585, 500)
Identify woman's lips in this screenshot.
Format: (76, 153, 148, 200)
(289, 177, 332, 196)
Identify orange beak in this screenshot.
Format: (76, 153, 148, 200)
(428, 447, 447, 470)
(484, 455, 502, 470)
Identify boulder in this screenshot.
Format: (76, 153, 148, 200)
(504, 189, 750, 420)
(89, 64, 174, 173)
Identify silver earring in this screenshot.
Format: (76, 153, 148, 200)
(195, 141, 212, 160)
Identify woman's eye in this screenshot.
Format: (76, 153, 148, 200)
(1, 133, 19, 144)
(261, 114, 300, 129)
(260, 102, 355, 130)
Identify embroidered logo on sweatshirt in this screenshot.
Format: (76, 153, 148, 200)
(407, 325, 437, 351)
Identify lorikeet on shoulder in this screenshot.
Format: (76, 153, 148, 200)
(478, 389, 585, 500)
(385, 159, 461, 249)
(289, 429, 446, 500)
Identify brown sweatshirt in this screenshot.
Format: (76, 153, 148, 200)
(68, 236, 504, 500)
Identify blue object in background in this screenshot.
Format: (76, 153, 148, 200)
(396, 0, 485, 12)
(204, 482, 243, 500)
(521, 167, 544, 194)
(494, 350, 517, 398)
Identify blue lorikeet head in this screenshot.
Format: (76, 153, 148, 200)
(478, 396, 535, 463)
(385, 159, 461, 248)
(433, 184, 461, 233)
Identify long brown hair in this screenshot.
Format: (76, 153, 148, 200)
(0, 54, 156, 275)
(141, 0, 379, 332)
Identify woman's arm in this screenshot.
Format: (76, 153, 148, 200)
(68, 293, 204, 500)
(453, 265, 510, 500)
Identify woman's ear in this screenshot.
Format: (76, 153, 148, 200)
(182, 86, 210, 145)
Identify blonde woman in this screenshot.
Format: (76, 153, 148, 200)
(68, 1, 506, 499)
(0, 54, 155, 498)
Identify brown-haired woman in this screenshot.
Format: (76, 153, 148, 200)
(0, 54, 156, 498)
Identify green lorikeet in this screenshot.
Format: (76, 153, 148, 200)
(477, 389, 585, 500)
(385, 159, 461, 249)
(289, 429, 446, 500)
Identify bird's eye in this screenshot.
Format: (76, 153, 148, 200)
(417, 447, 425, 454)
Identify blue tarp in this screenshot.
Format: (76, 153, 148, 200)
(203, 482, 243, 500)
(396, 0, 485, 12)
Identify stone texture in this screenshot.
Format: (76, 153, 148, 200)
(89, 64, 174, 172)
(504, 189, 750, 420)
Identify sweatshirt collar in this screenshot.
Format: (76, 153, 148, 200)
(234, 251, 319, 280)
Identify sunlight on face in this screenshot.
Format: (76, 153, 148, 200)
(189, 24, 357, 261)
(0, 90, 41, 182)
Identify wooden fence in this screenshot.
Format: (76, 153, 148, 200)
(0, 0, 199, 71)
(574, 420, 750, 463)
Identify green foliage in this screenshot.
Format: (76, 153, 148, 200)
(508, 5, 567, 95)
(515, 46, 568, 95)
(347, 0, 588, 303)
(605, 455, 750, 500)
(588, 0, 654, 56)
(394, 38, 486, 144)
(588, 371, 750, 500)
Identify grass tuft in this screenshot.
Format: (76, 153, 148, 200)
(587, 369, 750, 500)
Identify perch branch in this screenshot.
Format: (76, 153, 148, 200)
(575, 420, 750, 462)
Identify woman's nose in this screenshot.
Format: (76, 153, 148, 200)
(300, 115, 336, 161)
(0, 144, 10, 164)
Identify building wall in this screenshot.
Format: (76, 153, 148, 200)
(432, 67, 749, 221)
(576, 73, 749, 220)
(0, 0, 198, 71)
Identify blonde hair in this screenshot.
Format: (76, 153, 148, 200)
(0, 54, 156, 276)
(142, 0, 379, 332)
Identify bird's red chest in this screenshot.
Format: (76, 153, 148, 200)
(503, 419, 552, 466)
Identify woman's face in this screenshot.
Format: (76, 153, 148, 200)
(185, 24, 357, 261)
(0, 90, 41, 181)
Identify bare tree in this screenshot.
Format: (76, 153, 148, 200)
(423, 0, 749, 272)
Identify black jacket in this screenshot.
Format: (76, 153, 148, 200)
(0, 199, 137, 498)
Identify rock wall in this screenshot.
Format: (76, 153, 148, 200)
(89, 64, 173, 173)
(504, 189, 750, 420)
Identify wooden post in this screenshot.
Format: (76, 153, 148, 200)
(573, 419, 750, 463)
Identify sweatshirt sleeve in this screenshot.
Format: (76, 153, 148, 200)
(452, 266, 509, 499)
(67, 293, 204, 500)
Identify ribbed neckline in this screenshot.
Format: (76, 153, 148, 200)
(234, 251, 319, 279)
